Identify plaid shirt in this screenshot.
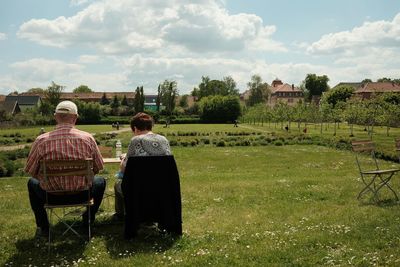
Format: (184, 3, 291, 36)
(25, 123, 104, 191)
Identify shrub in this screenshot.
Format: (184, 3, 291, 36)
(169, 140, 178, 146)
(216, 140, 226, 147)
(274, 140, 283, 146)
(180, 141, 189, 147)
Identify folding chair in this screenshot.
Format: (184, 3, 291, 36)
(121, 155, 182, 239)
(351, 140, 400, 201)
(40, 159, 94, 251)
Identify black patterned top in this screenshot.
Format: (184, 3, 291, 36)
(120, 133, 171, 171)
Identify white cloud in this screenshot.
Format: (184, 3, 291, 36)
(78, 55, 102, 64)
(0, 32, 7, 40)
(307, 13, 400, 55)
(10, 58, 84, 82)
(17, 0, 285, 54)
(70, 0, 89, 6)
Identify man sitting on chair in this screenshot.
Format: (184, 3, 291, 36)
(114, 112, 171, 218)
(25, 101, 106, 237)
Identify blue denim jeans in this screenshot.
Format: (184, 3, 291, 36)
(27, 177, 106, 230)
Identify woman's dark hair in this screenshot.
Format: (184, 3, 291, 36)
(130, 112, 154, 131)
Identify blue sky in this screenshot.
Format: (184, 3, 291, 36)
(0, 0, 399, 95)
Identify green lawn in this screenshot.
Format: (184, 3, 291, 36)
(1, 143, 400, 266)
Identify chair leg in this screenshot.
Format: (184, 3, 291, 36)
(358, 174, 378, 199)
(376, 173, 399, 201)
(48, 209, 52, 254)
(88, 206, 91, 241)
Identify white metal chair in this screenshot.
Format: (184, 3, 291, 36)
(40, 159, 94, 251)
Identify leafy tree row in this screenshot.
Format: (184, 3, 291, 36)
(242, 91, 400, 139)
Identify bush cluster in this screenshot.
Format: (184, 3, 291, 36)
(0, 132, 35, 145)
(0, 148, 30, 177)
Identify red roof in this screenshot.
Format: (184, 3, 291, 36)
(271, 83, 302, 93)
(19, 92, 135, 99)
(355, 82, 400, 93)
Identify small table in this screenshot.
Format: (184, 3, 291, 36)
(103, 158, 122, 164)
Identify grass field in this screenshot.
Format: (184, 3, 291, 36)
(1, 124, 400, 266)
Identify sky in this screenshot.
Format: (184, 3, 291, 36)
(0, 0, 400, 95)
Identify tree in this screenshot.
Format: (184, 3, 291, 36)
(304, 74, 329, 101)
(377, 77, 392, 82)
(27, 88, 45, 94)
(160, 80, 178, 115)
(193, 75, 239, 99)
(361, 78, 372, 84)
(73, 85, 93, 93)
(74, 100, 101, 124)
(199, 95, 241, 123)
(321, 85, 354, 108)
(156, 84, 162, 112)
(246, 75, 269, 106)
(110, 95, 120, 109)
(140, 86, 145, 112)
(343, 98, 364, 136)
(44, 81, 64, 107)
(100, 93, 110, 105)
(179, 95, 189, 108)
(133, 86, 145, 113)
(223, 76, 239, 96)
(121, 95, 128, 106)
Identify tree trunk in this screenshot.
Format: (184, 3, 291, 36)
(386, 126, 390, 136)
(334, 122, 337, 136)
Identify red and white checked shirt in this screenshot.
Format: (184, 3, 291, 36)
(25, 123, 104, 191)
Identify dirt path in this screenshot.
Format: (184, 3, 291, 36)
(239, 124, 270, 134)
(0, 127, 132, 152)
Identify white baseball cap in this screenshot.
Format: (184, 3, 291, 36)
(55, 101, 78, 115)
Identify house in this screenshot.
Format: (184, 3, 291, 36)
(144, 95, 160, 111)
(59, 92, 135, 104)
(5, 95, 42, 111)
(0, 101, 21, 115)
(331, 82, 362, 91)
(268, 79, 304, 107)
(19, 92, 136, 104)
(354, 82, 400, 99)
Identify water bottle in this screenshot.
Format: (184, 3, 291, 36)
(115, 140, 122, 158)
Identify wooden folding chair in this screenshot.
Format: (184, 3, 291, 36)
(352, 140, 399, 202)
(40, 159, 94, 252)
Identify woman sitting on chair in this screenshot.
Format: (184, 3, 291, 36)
(114, 112, 171, 218)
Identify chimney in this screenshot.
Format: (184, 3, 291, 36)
(292, 84, 294, 90)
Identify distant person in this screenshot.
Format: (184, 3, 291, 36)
(114, 112, 171, 219)
(116, 121, 120, 130)
(25, 101, 106, 238)
(39, 128, 45, 135)
(284, 125, 289, 132)
(234, 120, 238, 127)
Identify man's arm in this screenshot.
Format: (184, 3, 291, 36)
(24, 140, 41, 177)
(91, 138, 104, 174)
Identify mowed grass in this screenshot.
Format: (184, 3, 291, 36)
(243, 122, 400, 154)
(1, 145, 400, 266)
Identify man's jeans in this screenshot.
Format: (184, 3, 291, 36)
(27, 177, 106, 230)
